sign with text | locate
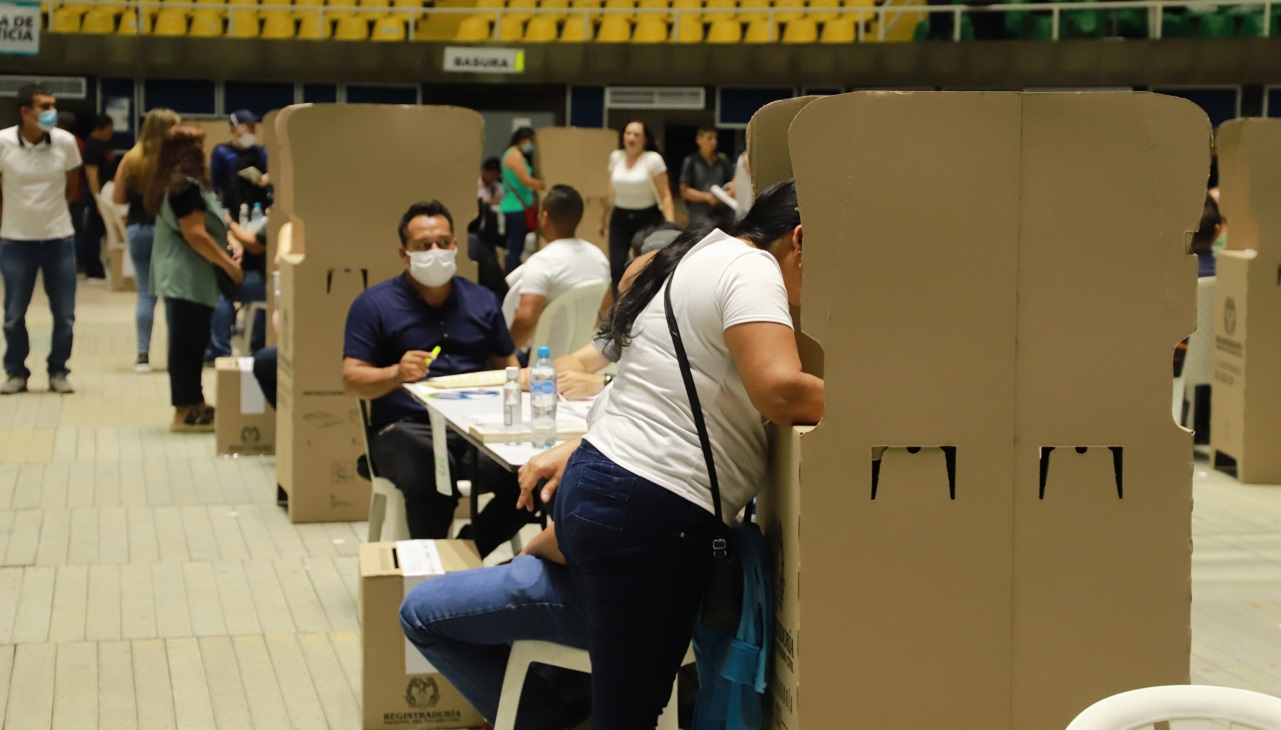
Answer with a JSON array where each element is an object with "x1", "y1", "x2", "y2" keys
[
  {"x1": 443, "y1": 47, "x2": 525, "y2": 74},
  {"x1": 0, "y1": 2, "x2": 38, "y2": 56}
]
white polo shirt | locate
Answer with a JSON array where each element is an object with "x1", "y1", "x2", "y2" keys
[{"x1": 0, "y1": 125, "x2": 82, "y2": 241}]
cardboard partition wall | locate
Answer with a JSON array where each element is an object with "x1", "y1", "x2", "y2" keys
[
  {"x1": 275, "y1": 104, "x2": 484, "y2": 522},
  {"x1": 360, "y1": 540, "x2": 485, "y2": 730},
  {"x1": 758, "y1": 91, "x2": 1205, "y2": 730},
  {"x1": 214, "y1": 357, "x2": 276, "y2": 457},
  {"x1": 1211, "y1": 118, "x2": 1281, "y2": 484},
  {"x1": 535, "y1": 127, "x2": 618, "y2": 256},
  {"x1": 262, "y1": 108, "x2": 282, "y2": 349}
]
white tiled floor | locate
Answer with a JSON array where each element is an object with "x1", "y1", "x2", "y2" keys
[{"x1": 0, "y1": 280, "x2": 1279, "y2": 728}]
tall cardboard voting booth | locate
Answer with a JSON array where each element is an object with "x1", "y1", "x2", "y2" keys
[
  {"x1": 1211, "y1": 118, "x2": 1281, "y2": 485},
  {"x1": 758, "y1": 91, "x2": 1205, "y2": 729},
  {"x1": 275, "y1": 104, "x2": 483, "y2": 523},
  {"x1": 535, "y1": 127, "x2": 617, "y2": 257}
]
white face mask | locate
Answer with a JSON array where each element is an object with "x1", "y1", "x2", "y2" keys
[
  {"x1": 236, "y1": 133, "x2": 257, "y2": 148},
  {"x1": 408, "y1": 249, "x2": 457, "y2": 287}
]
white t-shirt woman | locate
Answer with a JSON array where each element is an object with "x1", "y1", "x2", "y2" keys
[{"x1": 608, "y1": 149, "x2": 667, "y2": 211}]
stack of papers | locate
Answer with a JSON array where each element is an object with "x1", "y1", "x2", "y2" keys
[{"x1": 463, "y1": 413, "x2": 589, "y2": 443}]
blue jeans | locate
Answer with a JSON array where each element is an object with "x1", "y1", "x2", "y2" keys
[
  {"x1": 554, "y1": 441, "x2": 718, "y2": 729},
  {"x1": 400, "y1": 555, "x2": 591, "y2": 729},
  {"x1": 504, "y1": 211, "x2": 528, "y2": 275},
  {"x1": 207, "y1": 268, "x2": 266, "y2": 359},
  {"x1": 126, "y1": 223, "x2": 157, "y2": 357},
  {"x1": 1, "y1": 238, "x2": 77, "y2": 378}
]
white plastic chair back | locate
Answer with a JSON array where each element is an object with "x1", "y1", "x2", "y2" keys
[
  {"x1": 530, "y1": 280, "x2": 609, "y2": 359},
  {"x1": 1065, "y1": 684, "x2": 1281, "y2": 730},
  {"x1": 358, "y1": 400, "x2": 410, "y2": 543},
  {"x1": 96, "y1": 185, "x2": 128, "y2": 249}
]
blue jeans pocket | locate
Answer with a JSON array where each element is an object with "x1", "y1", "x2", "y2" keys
[{"x1": 563, "y1": 461, "x2": 633, "y2": 559}]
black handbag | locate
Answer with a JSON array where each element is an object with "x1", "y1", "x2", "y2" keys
[{"x1": 663, "y1": 272, "x2": 744, "y2": 630}]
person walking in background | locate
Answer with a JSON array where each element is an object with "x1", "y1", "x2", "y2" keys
[
  {"x1": 468, "y1": 156, "x2": 508, "y2": 299},
  {"x1": 113, "y1": 107, "x2": 181, "y2": 373},
  {"x1": 602, "y1": 120, "x2": 674, "y2": 294},
  {"x1": 0, "y1": 84, "x2": 83, "y2": 395},
  {"x1": 499, "y1": 127, "x2": 544, "y2": 276},
  {"x1": 145, "y1": 125, "x2": 242, "y2": 431},
  {"x1": 55, "y1": 111, "x2": 89, "y2": 277},
  {"x1": 678, "y1": 126, "x2": 736, "y2": 229},
  {"x1": 78, "y1": 114, "x2": 116, "y2": 280}
]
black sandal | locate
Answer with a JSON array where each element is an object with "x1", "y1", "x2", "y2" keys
[{"x1": 170, "y1": 405, "x2": 216, "y2": 433}]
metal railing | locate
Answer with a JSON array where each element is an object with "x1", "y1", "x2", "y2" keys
[{"x1": 44, "y1": 0, "x2": 1277, "y2": 43}]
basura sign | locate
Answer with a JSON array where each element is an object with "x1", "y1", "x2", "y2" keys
[
  {"x1": 443, "y1": 47, "x2": 525, "y2": 74},
  {"x1": 0, "y1": 2, "x2": 39, "y2": 55}
]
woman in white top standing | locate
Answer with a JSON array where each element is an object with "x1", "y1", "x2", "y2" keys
[
  {"x1": 602, "y1": 121, "x2": 675, "y2": 295},
  {"x1": 556, "y1": 179, "x2": 823, "y2": 728}
]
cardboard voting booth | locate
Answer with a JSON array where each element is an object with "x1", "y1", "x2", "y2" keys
[
  {"x1": 215, "y1": 357, "x2": 276, "y2": 456},
  {"x1": 275, "y1": 104, "x2": 484, "y2": 522},
  {"x1": 535, "y1": 127, "x2": 617, "y2": 257},
  {"x1": 757, "y1": 91, "x2": 1205, "y2": 729},
  {"x1": 1211, "y1": 118, "x2": 1281, "y2": 484},
  {"x1": 262, "y1": 108, "x2": 282, "y2": 349},
  {"x1": 360, "y1": 540, "x2": 485, "y2": 729}
]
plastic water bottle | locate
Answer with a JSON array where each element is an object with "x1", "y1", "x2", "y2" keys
[
  {"x1": 503, "y1": 366, "x2": 522, "y2": 429},
  {"x1": 529, "y1": 347, "x2": 557, "y2": 448},
  {"x1": 250, "y1": 203, "x2": 265, "y2": 229},
  {"x1": 238, "y1": 203, "x2": 249, "y2": 226}
]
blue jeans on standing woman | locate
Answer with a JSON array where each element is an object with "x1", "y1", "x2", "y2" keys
[
  {"x1": 504, "y1": 211, "x2": 529, "y2": 275},
  {"x1": 1, "y1": 238, "x2": 77, "y2": 378},
  {"x1": 554, "y1": 440, "x2": 718, "y2": 729},
  {"x1": 126, "y1": 223, "x2": 158, "y2": 358},
  {"x1": 400, "y1": 555, "x2": 592, "y2": 729},
  {"x1": 206, "y1": 269, "x2": 267, "y2": 360}
]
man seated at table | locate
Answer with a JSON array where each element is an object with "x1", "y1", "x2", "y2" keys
[
  {"x1": 507, "y1": 184, "x2": 610, "y2": 352},
  {"x1": 342, "y1": 200, "x2": 526, "y2": 556}
]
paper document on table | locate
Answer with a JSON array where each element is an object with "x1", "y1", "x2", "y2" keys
[
  {"x1": 422, "y1": 370, "x2": 509, "y2": 389},
  {"x1": 464, "y1": 413, "x2": 588, "y2": 443}
]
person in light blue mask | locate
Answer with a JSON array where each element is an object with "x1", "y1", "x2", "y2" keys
[
  {"x1": 499, "y1": 127, "x2": 545, "y2": 276},
  {"x1": 0, "y1": 84, "x2": 83, "y2": 396}
]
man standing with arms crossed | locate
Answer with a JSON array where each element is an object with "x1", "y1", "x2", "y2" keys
[{"x1": 0, "y1": 84, "x2": 83, "y2": 395}]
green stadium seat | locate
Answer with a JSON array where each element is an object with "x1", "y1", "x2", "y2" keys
[
  {"x1": 1238, "y1": 11, "x2": 1266, "y2": 37},
  {"x1": 1195, "y1": 10, "x2": 1232, "y2": 37},
  {"x1": 1114, "y1": 8, "x2": 1147, "y2": 37},
  {"x1": 1161, "y1": 11, "x2": 1193, "y2": 38},
  {"x1": 1064, "y1": 0, "x2": 1102, "y2": 39}
]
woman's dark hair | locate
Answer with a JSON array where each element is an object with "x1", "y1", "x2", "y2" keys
[
  {"x1": 597, "y1": 177, "x2": 800, "y2": 353},
  {"x1": 144, "y1": 124, "x2": 209, "y2": 217},
  {"x1": 509, "y1": 127, "x2": 536, "y2": 147},
  {"x1": 618, "y1": 120, "x2": 661, "y2": 154}
]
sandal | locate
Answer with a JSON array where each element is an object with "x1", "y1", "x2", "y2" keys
[{"x1": 170, "y1": 405, "x2": 216, "y2": 433}]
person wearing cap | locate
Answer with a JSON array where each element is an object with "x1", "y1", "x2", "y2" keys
[
  {"x1": 0, "y1": 84, "x2": 83, "y2": 396},
  {"x1": 206, "y1": 109, "x2": 270, "y2": 361}
]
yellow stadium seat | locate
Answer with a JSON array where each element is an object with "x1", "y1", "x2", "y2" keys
[
  {"x1": 820, "y1": 15, "x2": 854, "y2": 41},
  {"x1": 359, "y1": 0, "x2": 391, "y2": 14},
  {"x1": 473, "y1": 0, "x2": 503, "y2": 19},
  {"x1": 228, "y1": 11, "x2": 261, "y2": 35},
  {"x1": 524, "y1": 15, "x2": 558, "y2": 39},
  {"x1": 637, "y1": 0, "x2": 667, "y2": 17},
  {"x1": 673, "y1": 14, "x2": 701, "y2": 39},
  {"x1": 117, "y1": 11, "x2": 146, "y2": 33},
  {"x1": 50, "y1": 8, "x2": 82, "y2": 32},
  {"x1": 671, "y1": 0, "x2": 700, "y2": 21},
  {"x1": 196, "y1": 0, "x2": 227, "y2": 6},
  {"x1": 704, "y1": 0, "x2": 735, "y2": 21},
  {"x1": 782, "y1": 16, "x2": 815, "y2": 40},
  {"x1": 372, "y1": 15, "x2": 406, "y2": 38},
  {"x1": 333, "y1": 15, "x2": 369, "y2": 37},
  {"x1": 151, "y1": 9, "x2": 188, "y2": 34},
  {"x1": 506, "y1": 0, "x2": 537, "y2": 20},
  {"x1": 807, "y1": 0, "x2": 838, "y2": 21},
  {"x1": 228, "y1": 0, "x2": 258, "y2": 7},
  {"x1": 189, "y1": 8, "x2": 225, "y2": 34},
  {"x1": 80, "y1": 8, "x2": 116, "y2": 32},
  {"x1": 559, "y1": 13, "x2": 591, "y2": 39},
  {"x1": 569, "y1": 0, "x2": 602, "y2": 20},
  {"x1": 743, "y1": 16, "x2": 773, "y2": 39},
  {"x1": 632, "y1": 14, "x2": 666, "y2": 40},
  {"x1": 261, "y1": 10, "x2": 296, "y2": 36},
  {"x1": 596, "y1": 13, "x2": 630, "y2": 39},
  {"x1": 296, "y1": 12, "x2": 331, "y2": 36},
  {"x1": 603, "y1": 0, "x2": 634, "y2": 10},
  {"x1": 772, "y1": 0, "x2": 803, "y2": 21},
  {"x1": 454, "y1": 14, "x2": 491, "y2": 38},
  {"x1": 705, "y1": 16, "x2": 739, "y2": 40},
  {"x1": 539, "y1": 0, "x2": 569, "y2": 17},
  {"x1": 325, "y1": 0, "x2": 358, "y2": 17},
  {"x1": 494, "y1": 14, "x2": 524, "y2": 38},
  {"x1": 393, "y1": 0, "x2": 423, "y2": 8},
  {"x1": 844, "y1": 0, "x2": 873, "y2": 7}
]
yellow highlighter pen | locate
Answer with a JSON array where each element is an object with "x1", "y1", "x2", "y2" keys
[{"x1": 424, "y1": 346, "x2": 442, "y2": 367}]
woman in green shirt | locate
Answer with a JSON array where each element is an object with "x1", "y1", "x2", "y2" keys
[
  {"x1": 498, "y1": 126, "x2": 545, "y2": 275},
  {"x1": 144, "y1": 125, "x2": 243, "y2": 432}
]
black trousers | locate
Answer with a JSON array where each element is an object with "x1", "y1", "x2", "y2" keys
[
  {"x1": 77, "y1": 206, "x2": 106, "y2": 278},
  {"x1": 608, "y1": 206, "x2": 664, "y2": 294},
  {"x1": 165, "y1": 298, "x2": 213, "y2": 407},
  {"x1": 369, "y1": 419, "x2": 528, "y2": 557}
]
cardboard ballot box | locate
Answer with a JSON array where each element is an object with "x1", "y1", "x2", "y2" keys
[
  {"x1": 1211, "y1": 118, "x2": 1281, "y2": 484},
  {"x1": 360, "y1": 540, "x2": 484, "y2": 730},
  {"x1": 215, "y1": 357, "x2": 275, "y2": 456},
  {"x1": 757, "y1": 91, "x2": 1205, "y2": 730}
]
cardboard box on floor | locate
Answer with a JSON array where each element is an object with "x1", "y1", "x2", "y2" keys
[
  {"x1": 757, "y1": 91, "x2": 1205, "y2": 729},
  {"x1": 215, "y1": 357, "x2": 275, "y2": 456},
  {"x1": 360, "y1": 540, "x2": 485, "y2": 730},
  {"x1": 1210, "y1": 118, "x2": 1281, "y2": 484},
  {"x1": 275, "y1": 104, "x2": 484, "y2": 522},
  {"x1": 535, "y1": 127, "x2": 617, "y2": 256}
]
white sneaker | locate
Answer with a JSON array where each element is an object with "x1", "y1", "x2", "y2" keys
[
  {"x1": 49, "y1": 374, "x2": 74, "y2": 394},
  {"x1": 0, "y1": 374, "x2": 27, "y2": 395},
  {"x1": 134, "y1": 354, "x2": 151, "y2": 373}
]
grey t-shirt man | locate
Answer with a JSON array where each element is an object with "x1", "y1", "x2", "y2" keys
[{"x1": 679, "y1": 151, "x2": 735, "y2": 225}]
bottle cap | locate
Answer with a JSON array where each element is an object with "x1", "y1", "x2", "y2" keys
[
  {"x1": 537, "y1": 346, "x2": 551, "y2": 358},
  {"x1": 506, "y1": 366, "x2": 519, "y2": 379}
]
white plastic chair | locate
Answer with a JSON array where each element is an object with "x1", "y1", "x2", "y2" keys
[
  {"x1": 232, "y1": 301, "x2": 268, "y2": 357},
  {"x1": 529, "y1": 280, "x2": 610, "y2": 359},
  {"x1": 1177, "y1": 276, "x2": 1216, "y2": 433},
  {"x1": 494, "y1": 640, "x2": 692, "y2": 730},
  {"x1": 359, "y1": 400, "x2": 411, "y2": 543},
  {"x1": 1065, "y1": 684, "x2": 1281, "y2": 729},
  {"x1": 96, "y1": 184, "x2": 129, "y2": 249}
]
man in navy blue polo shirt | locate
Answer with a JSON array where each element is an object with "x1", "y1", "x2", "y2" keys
[{"x1": 342, "y1": 200, "x2": 524, "y2": 555}]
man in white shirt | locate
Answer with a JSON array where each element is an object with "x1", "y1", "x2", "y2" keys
[
  {"x1": 0, "y1": 84, "x2": 82, "y2": 395},
  {"x1": 508, "y1": 185, "x2": 610, "y2": 351}
]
